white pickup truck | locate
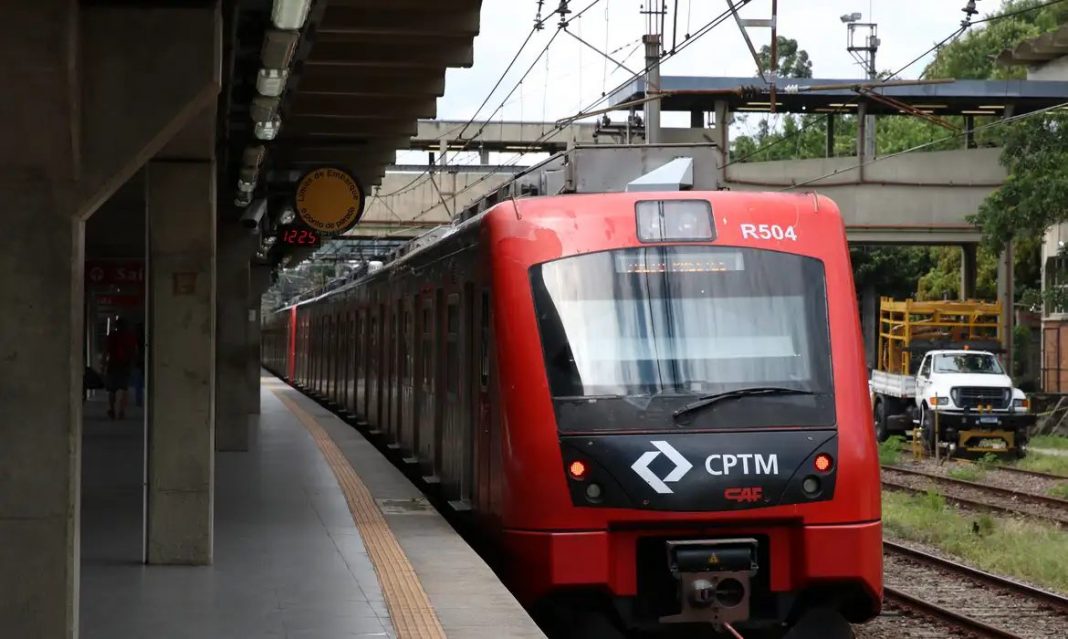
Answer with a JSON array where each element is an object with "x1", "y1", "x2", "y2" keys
[{"x1": 870, "y1": 349, "x2": 1033, "y2": 456}]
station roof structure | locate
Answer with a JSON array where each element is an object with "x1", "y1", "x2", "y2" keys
[
  {"x1": 222, "y1": 0, "x2": 481, "y2": 195},
  {"x1": 606, "y1": 75, "x2": 1068, "y2": 117}
]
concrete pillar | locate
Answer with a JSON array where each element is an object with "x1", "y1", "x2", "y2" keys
[
  {"x1": 999, "y1": 244, "x2": 1015, "y2": 375},
  {"x1": 857, "y1": 102, "x2": 870, "y2": 162},
  {"x1": 826, "y1": 114, "x2": 835, "y2": 158},
  {"x1": 714, "y1": 100, "x2": 730, "y2": 174},
  {"x1": 146, "y1": 161, "x2": 215, "y2": 564},
  {"x1": 216, "y1": 223, "x2": 251, "y2": 450},
  {"x1": 248, "y1": 265, "x2": 272, "y2": 413},
  {"x1": 861, "y1": 283, "x2": 879, "y2": 371},
  {"x1": 0, "y1": 173, "x2": 83, "y2": 639},
  {"x1": 479, "y1": 148, "x2": 490, "y2": 164},
  {"x1": 961, "y1": 244, "x2": 978, "y2": 300}
]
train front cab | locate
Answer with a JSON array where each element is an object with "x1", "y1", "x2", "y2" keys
[{"x1": 489, "y1": 193, "x2": 882, "y2": 637}]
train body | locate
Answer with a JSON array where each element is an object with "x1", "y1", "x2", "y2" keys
[{"x1": 263, "y1": 191, "x2": 882, "y2": 637}]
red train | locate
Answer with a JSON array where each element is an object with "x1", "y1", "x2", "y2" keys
[{"x1": 262, "y1": 191, "x2": 882, "y2": 638}]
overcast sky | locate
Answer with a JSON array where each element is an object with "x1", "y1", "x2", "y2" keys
[{"x1": 397, "y1": 0, "x2": 992, "y2": 164}]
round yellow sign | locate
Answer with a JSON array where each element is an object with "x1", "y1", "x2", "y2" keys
[{"x1": 294, "y1": 168, "x2": 365, "y2": 234}]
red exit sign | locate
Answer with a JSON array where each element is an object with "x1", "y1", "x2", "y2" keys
[{"x1": 86, "y1": 261, "x2": 144, "y2": 287}]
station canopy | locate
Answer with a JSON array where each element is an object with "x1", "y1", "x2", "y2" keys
[{"x1": 606, "y1": 75, "x2": 1068, "y2": 117}]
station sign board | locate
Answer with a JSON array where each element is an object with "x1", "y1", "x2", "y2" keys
[{"x1": 294, "y1": 167, "x2": 365, "y2": 234}]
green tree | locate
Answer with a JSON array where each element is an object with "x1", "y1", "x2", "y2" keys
[
  {"x1": 757, "y1": 36, "x2": 813, "y2": 78},
  {"x1": 971, "y1": 111, "x2": 1068, "y2": 252}
]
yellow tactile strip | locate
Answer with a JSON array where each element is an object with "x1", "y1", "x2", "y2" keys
[{"x1": 272, "y1": 389, "x2": 447, "y2": 639}]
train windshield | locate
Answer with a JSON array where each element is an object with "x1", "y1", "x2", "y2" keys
[{"x1": 530, "y1": 245, "x2": 835, "y2": 431}]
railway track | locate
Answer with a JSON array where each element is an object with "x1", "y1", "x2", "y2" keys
[
  {"x1": 992, "y1": 463, "x2": 1068, "y2": 481},
  {"x1": 882, "y1": 466, "x2": 1068, "y2": 526},
  {"x1": 881, "y1": 541, "x2": 1068, "y2": 639}
]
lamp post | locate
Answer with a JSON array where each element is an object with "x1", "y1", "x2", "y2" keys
[{"x1": 842, "y1": 13, "x2": 879, "y2": 160}]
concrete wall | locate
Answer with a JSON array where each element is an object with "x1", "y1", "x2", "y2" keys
[
  {"x1": 361, "y1": 147, "x2": 1005, "y2": 244},
  {"x1": 726, "y1": 148, "x2": 1005, "y2": 243}
]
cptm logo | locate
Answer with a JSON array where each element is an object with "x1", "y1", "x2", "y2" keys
[{"x1": 631, "y1": 441, "x2": 693, "y2": 494}]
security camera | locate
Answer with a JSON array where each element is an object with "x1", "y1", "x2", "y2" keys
[
  {"x1": 240, "y1": 198, "x2": 268, "y2": 230},
  {"x1": 840, "y1": 12, "x2": 862, "y2": 23}
]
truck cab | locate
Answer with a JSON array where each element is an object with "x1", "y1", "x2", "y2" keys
[{"x1": 913, "y1": 350, "x2": 1031, "y2": 454}]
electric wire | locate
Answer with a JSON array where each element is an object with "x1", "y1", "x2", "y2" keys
[
  {"x1": 378, "y1": 0, "x2": 604, "y2": 199},
  {"x1": 387, "y1": 2, "x2": 751, "y2": 230}
]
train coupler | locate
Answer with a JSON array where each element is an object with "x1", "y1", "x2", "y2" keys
[{"x1": 660, "y1": 538, "x2": 759, "y2": 627}]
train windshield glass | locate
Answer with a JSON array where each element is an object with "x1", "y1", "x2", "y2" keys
[{"x1": 530, "y1": 246, "x2": 835, "y2": 431}]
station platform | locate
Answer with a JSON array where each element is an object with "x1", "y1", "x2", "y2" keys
[{"x1": 79, "y1": 375, "x2": 544, "y2": 639}]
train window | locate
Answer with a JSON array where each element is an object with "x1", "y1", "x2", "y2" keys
[
  {"x1": 530, "y1": 245, "x2": 834, "y2": 431},
  {"x1": 480, "y1": 291, "x2": 490, "y2": 389}
]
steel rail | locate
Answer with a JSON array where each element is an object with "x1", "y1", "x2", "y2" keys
[
  {"x1": 884, "y1": 540, "x2": 1068, "y2": 612},
  {"x1": 884, "y1": 588, "x2": 1025, "y2": 639},
  {"x1": 885, "y1": 464, "x2": 1068, "y2": 509},
  {"x1": 880, "y1": 479, "x2": 1068, "y2": 527}
]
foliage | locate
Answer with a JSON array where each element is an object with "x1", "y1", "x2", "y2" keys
[
  {"x1": 1030, "y1": 434, "x2": 1068, "y2": 450},
  {"x1": 878, "y1": 436, "x2": 905, "y2": 466},
  {"x1": 756, "y1": 36, "x2": 812, "y2": 79},
  {"x1": 731, "y1": 2, "x2": 1067, "y2": 302},
  {"x1": 971, "y1": 111, "x2": 1068, "y2": 253},
  {"x1": 925, "y1": 0, "x2": 1068, "y2": 81},
  {"x1": 947, "y1": 465, "x2": 985, "y2": 482},
  {"x1": 1014, "y1": 451, "x2": 1068, "y2": 476},
  {"x1": 882, "y1": 489, "x2": 1068, "y2": 592}
]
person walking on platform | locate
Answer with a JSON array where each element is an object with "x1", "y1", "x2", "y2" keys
[{"x1": 105, "y1": 317, "x2": 138, "y2": 420}]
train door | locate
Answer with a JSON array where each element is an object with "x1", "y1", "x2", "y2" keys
[
  {"x1": 338, "y1": 309, "x2": 348, "y2": 410},
  {"x1": 401, "y1": 301, "x2": 416, "y2": 457},
  {"x1": 475, "y1": 289, "x2": 492, "y2": 511},
  {"x1": 390, "y1": 305, "x2": 401, "y2": 450},
  {"x1": 417, "y1": 295, "x2": 436, "y2": 476},
  {"x1": 311, "y1": 312, "x2": 320, "y2": 393},
  {"x1": 322, "y1": 314, "x2": 331, "y2": 401},
  {"x1": 383, "y1": 303, "x2": 396, "y2": 443},
  {"x1": 367, "y1": 304, "x2": 380, "y2": 428},
  {"x1": 332, "y1": 309, "x2": 342, "y2": 404},
  {"x1": 442, "y1": 293, "x2": 463, "y2": 503},
  {"x1": 343, "y1": 309, "x2": 354, "y2": 415},
  {"x1": 355, "y1": 307, "x2": 366, "y2": 420}
]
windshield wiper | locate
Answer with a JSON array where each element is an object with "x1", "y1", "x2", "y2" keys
[{"x1": 672, "y1": 387, "x2": 817, "y2": 424}]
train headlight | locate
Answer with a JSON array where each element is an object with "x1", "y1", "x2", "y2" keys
[
  {"x1": 814, "y1": 453, "x2": 834, "y2": 473},
  {"x1": 801, "y1": 476, "x2": 822, "y2": 497},
  {"x1": 584, "y1": 483, "x2": 603, "y2": 503},
  {"x1": 568, "y1": 460, "x2": 588, "y2": 480}
]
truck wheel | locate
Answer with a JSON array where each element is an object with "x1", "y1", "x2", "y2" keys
[
  {"x1": 874, "y1": 400, "x2": 889, "y2": 442},
  {"x1": 921, "y1": 408, "x2": 936, "y2": 454}
]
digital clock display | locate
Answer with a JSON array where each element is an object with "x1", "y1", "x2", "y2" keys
[{"x1": 278, "y1": 225, "x2": 321, "y2": 247}]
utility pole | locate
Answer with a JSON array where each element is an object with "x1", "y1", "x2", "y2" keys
[
  {"x1": 640, "y1": 3, "x2": 666, "y2": 144},
  {"x1": 842, "y1": 13, "x2": 879, "y2": 158}
]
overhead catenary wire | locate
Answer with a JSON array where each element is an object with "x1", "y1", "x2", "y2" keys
[
  {"x1": 378, "y1": 0, "x2": 604, "y2": 199},
  {"x1": 387, "y1": 2, "x2": 753, "y2": 232}
]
